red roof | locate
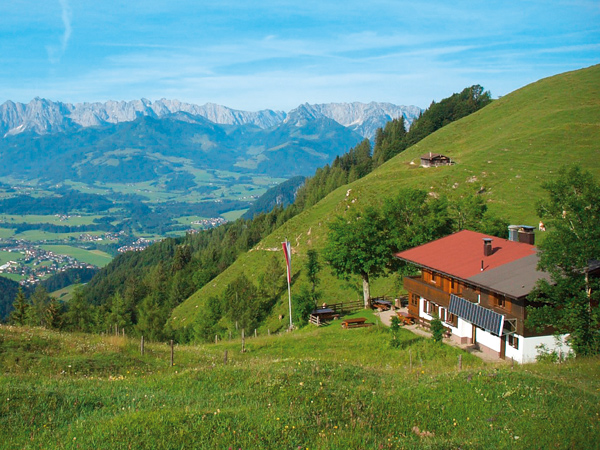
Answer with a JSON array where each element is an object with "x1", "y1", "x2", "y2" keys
[{"x1": 395, "y1": 230, "x2": 537, "y2": 279}]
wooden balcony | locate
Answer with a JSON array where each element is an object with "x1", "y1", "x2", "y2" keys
[{"x1": 403, "y1": 276, "x2": 450, "y2": 306}]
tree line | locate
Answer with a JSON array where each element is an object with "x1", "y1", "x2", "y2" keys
[{"x1": 2, "y1": 84, "x2": 494, "y2": 341}]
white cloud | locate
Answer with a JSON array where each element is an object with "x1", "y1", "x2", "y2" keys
[{"x1": 46, "y1": 0, "x2": 72, "y2": 64}]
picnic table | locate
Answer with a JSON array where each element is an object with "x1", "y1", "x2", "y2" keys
[
  {"x1": 397, "y1": 311, "x2": 417, "y2": 326},
  {"x1": 372, "y1": 298, "x2": 392, "y2": 311},
  {"x1": 311, "y1": 308, "x2": 340, "y2": 321},
  {"x1": 341, "y1": 317, "x2": 372, "y2": 329}
]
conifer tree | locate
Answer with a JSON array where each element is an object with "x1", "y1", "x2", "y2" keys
[
  {"x1": 9, "y1": 288, "x2": 28, "y2": 326},
  {"x1": 64, "y1": 286, "x2": 93, "y2": 332},
  {"x1": 25, "y1": 286, "x2": 50, "y2": 327}
]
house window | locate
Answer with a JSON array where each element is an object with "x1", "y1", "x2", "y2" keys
[
  {"x1": 439, "y1": 307, "x2": 446, "y2": 322},
  {"x1": 446, "y1": 313, "x2": 458, "y2": 327},
  {"x1": 508, "y1": 335, "x2": 519, "y2": 349},
  {"x1": 496, "y1": 296, "x2": 506, "y2": 308}
]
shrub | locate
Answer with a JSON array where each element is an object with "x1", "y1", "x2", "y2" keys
[{"x1": 430, "y1": 314, "x2": 444, "y2": 343}]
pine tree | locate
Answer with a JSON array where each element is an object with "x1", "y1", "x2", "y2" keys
[
  {"x1": 9, "y1": 288, "x2": 28, "y2": 326},
  {"x1": 25, "y1": 286, "x2": 50, "y2": 327},
  {"x1": 46, "y1": 297, "x2": 64, "y2": 330},
  {"x1": 64, "y1": 286, "x2": 92, "y2": 332}
]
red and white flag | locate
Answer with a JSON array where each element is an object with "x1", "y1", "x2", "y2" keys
[{"x1": 282, "y1": 240, "x2": 291, "y2": 285}]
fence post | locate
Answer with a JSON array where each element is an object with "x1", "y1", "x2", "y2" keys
[
  {"x1": 254, "y1": 329, "x2": 257, "y2": 338},
  {"x1": 215, "y1": 334, "x2": 218, "y2": 344},
  {"x1": 241, "y1": 329, "x2": 246, "y2": 353},
  {"x1": 140, "y1": 335, "x2": 144, "y2": 356},
  {"x1": 114, "y1": 324, "x2": 118, "y2": 336},
  {"x1": 458, "y1": 354, "x2": 462, "y2": 371},
  {"x1": 170, "y1": 339, "x2": 174, "y2": 367}
]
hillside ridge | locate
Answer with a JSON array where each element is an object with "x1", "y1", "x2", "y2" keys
[{"x1": 171, "y1": 64, "x2": 600, "y2": 331}]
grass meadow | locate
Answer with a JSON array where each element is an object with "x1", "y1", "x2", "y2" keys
[
  {"x1": 1, "y1": 312, "x2": 598, "y2": 449},
  {"x1": 40, "y1": 245, "x2": 112, "y2": 268}
]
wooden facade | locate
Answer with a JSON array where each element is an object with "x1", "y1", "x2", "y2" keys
[
  {"x1": 420, "y1": 153, "x2": 452, "y2": 168},
  {"x1": 404, "y1": 270, "x2": 528, "y2": 336},
  {"x1": 395, "y1": 230, "x2": 569, "y2": 363}
]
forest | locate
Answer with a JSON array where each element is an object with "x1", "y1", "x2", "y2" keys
[{"x1": 2, "y1": 85, "x2": 495, "y2": 341}]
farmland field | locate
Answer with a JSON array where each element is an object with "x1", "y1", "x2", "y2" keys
[
  {"x1": 0, "y1": 214, "x2": 101, "y2": 226},
  {"x1": 0, "y1": 250, "x2": 19, "y2": 265},
  {"x1": 40, "y1": 245, "x2": 113, "y2": 267}
]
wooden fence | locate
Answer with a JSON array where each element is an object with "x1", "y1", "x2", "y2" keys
[
  {"x1": 325, "y1": 299, "x2": 364, "y2": 314},
  {"x1": 309, "y1": 300, "x2": 364, "y2": 326}
]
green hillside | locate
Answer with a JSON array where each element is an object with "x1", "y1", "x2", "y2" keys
[{"x1": 172, "y1": 64, "x2": 600, "y2": 332}]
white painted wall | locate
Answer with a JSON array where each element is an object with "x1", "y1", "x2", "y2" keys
[
  {"x1": 475, "y1": 328, "x2": 501, "y2": 352},
  {"x1": 521, "y1": 334, "x2": 571, "y2": 363},
  {"x1": 505, "y1": 336, "x2": 521, "y2": 362},
  {"x1": 415, "y1": 297, "x2": 572, "y2": 364},
  {"x1": 456, "y1": 318, "x2": 473, "y2": 339},
  {"x1": 419, "y1": 297, "x2": 432, "y2": 321}
]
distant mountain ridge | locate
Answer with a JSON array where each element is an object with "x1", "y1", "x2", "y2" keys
[{"x1": 0, "y1": 98, "x2": 421, "y2": 139}]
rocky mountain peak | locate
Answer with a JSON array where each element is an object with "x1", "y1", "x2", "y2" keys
[{"x1": 0, "y1": 98, "x2": 421, "y2": 140}]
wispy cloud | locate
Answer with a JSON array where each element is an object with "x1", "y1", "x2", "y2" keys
[{"x1": 46, "y1": 0, "x2": 72, "y2": 64}]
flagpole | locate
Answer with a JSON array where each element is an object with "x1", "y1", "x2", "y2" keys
[
  {"x1": 287, "y1": 265, "x2": 292, "y2": 330},
  {"x1": 282, "y1": 239, "x2": 293, "y2": 330}
]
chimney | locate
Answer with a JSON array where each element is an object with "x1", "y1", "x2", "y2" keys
[
  {"x1": 483, "y1": 238, "x2": 493, "y2": 256},
  {"x1": 518, "y1": 226, "x2": 535, "y2": 245},
  {"x1": 508, "y1": 225, "x2": 520, "y2": 242}
]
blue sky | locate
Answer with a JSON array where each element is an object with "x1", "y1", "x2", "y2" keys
[{"x1": 1, "y1": 1, "x2": 598, "y2": 111}]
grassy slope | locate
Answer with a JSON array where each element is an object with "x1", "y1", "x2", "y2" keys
[
  {"x1": 1, "y1": 320, "x2": 599, "y2": 449},
  {"x1": 172, "y1": 65, "x2": 600, "y2": 332}
]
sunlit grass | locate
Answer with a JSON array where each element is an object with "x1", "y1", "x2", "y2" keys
[{"x1": 1, "y1": 322, "x2": 598, "y2": 449}]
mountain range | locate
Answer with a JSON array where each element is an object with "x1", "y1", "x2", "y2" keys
[
  {"x1": 0, "y1": 99, "x2": 421, "y2": 182},
  {"x1": 0, "y1": 98, "x2": 421, "y2": 140}
]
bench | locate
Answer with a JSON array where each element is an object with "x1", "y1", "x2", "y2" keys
[
  {"x1": 372, "y1": 299, "x2": 392, "y2": 311},
  {"x1": 397, "y1": 311, "x2": 417, "y2": 326},
  {"x1": 341, "y1": 317, "x2": 373, "y2": 329}
]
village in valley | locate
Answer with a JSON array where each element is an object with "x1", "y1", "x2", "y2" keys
[{"x1": 0, "y1": 239, "x2": 98, "y2": 286}]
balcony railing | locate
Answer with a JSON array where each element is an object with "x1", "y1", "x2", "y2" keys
[{"x1": 403, "y1": 276, "x2": 451, "y2": 306}]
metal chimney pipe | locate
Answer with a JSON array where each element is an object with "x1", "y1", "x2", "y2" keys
[{"x1": 483, "y1": 238, "x2": 493, "y2": 256}]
